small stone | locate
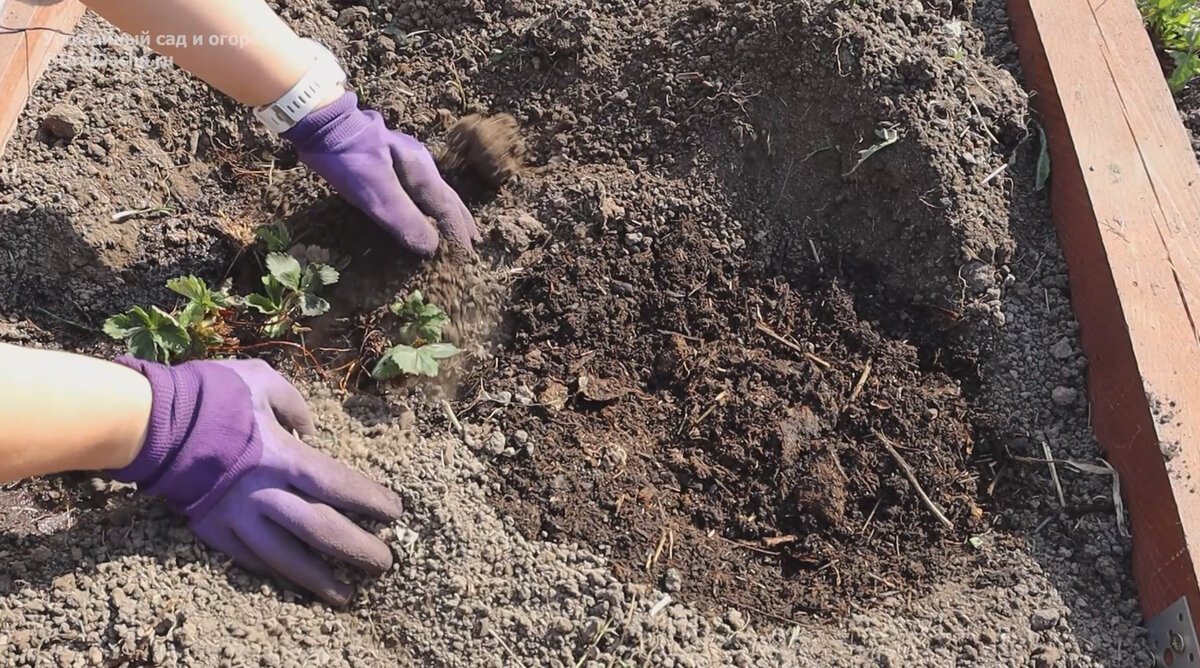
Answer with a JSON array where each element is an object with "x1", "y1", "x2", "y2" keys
[
  {"x1": 1049, "y1": 338, "x2": 1074, "y2": 360},
  {"x1": 484, "y1": 431, "x2": 506, "y2": 455},
  {"x1": 42, "y1": 104, "x2": 86, "y2": 139},
  {"x1": 1030, "y1": 608, "x2": 1060, "y2": 631},
  {"x1": 726, "y1": 609, "x2": 745, "y2": 629},
  {"x1": 663, "y1": 568, "x2": 682, "y2": 593},
  {"x1": 335, "y1": 6, "x2": 369, "y2": 26},
  {"x1": 1051, "y1": 386, "x2": 1078, "y2": 407},
  {"x1": 1031, "y1": 644, "x2": 1062, "y2": 668},
  {"x1": 963, "y1": 261, "x2": 994, "y2": 293}
]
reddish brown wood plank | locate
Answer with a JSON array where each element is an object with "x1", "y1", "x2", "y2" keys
[
  {"x1": 1008, "y1": 0, "x2": 1200, "y2": 629},
  {"x1": 0, "y1": 0, "x2": 85, "y2": 158}
]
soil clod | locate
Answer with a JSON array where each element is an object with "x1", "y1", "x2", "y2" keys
[{"x1": 437, "y1": 114, "x2": 526, "y2": 203}]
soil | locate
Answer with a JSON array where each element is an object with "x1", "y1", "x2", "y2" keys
[{"x1": 0, "y1": 0, "x2": 1152, "y2": 665}]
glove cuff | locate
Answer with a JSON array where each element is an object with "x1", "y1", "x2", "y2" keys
[
  {"x1": 107, "y1": 358, "x2": 263, "y2": 519},
  {"x1": 281, "y1": 90, "x2": 373, "y2": 149}
]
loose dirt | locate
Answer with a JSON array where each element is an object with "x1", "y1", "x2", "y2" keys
[{"x1": 0, "y1": 0, "x2": 1151, "y2": 665}]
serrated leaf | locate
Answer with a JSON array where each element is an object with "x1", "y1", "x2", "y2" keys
[
  {"x1": 372, "y1": 344, "x2": 419, "y2": 379},
  {"x1": 245, "y1": 293, "x2": 281, "y2": 315},
  {"x1": 314, "y1": 263, "x2": 340, "y2": 286},
  {"x1": 166, "y1": 276, "x2": 209, "y2": 302},
  {"x1": 146, "y1": 307, "x2": 189, "y2": 349},
  {"x1": 178, "y1": 301, "x2": 205, "y2": 328},
  {"x1": 152, "y1": 326, "x2": 191, "y2": 353},
  {"x1": 126, "y1": 306, "x2": 157, "y2": 327},
  {"x1": 299, "y1": 293, "x2": 331, "y2": 317},
  {"x1": 423, "y1": 342, "x2": 461, "y2": 359},
  {"x1": 423, "y1": 312, "x2": 451, "y2": 341},
  {"x1": 266, "y1": 253, "x2": 303, "y2": 290},
  {"x1": 103, "y1": 313, "x2": 137, "y2": 339},
  {"x1": 126, "y1": 328, "x2": 164, "y2": 362},
  {"x1": 372, "y1": 343, "x2": 444, "y2": 379},
  {"x1": 262, "y1": 318, "x2": 291, "y2": 339},
  {"x1": 254, "y1": 224, "x2": 291, "y2": 252}
]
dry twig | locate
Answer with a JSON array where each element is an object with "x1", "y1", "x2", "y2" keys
[
  {"x1": 873, "y1": 430, "x2": 954, "y2": 531},
  {"x1": 754, "y1": 321, "x2": 831, "y2": 369},
  {"x1": 848, "y1": 359, "x2": 873, "y2": 405},
  {"x1": 1041, "y1": 440, "x2": 1066, "y2": 507},
  {"x1": 762, "y1": 535, "x2": 798, "y2": 548}
]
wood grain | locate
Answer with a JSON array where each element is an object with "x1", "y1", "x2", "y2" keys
[
  {"x1": 0, "y1": 0, "x2": 86, "y2": 158},
  {"x1": 1008, "y1": 0, "x2": 1200, "y2": 628}
]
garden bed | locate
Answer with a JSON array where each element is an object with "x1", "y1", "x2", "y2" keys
[{"x1": 0, "y1": 0, "x2": 1152, "y2": 665}]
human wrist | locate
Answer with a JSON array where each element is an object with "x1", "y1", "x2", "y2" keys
[
  {"x1": 106, "y1": 359, "x2": 263, "y2": 517},
  {"x1": 254, "y1": 39, "x2": 347, "y2": 134}
]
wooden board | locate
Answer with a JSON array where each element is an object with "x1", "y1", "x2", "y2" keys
[
  {"x1": 0, "y1": 0, "x2": 86, "y2": 158},
  {"x1": 1008, "y1": 0, "x2": 1200, "y2": 636}
]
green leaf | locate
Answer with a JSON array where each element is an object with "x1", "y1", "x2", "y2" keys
[
  {"x1": 299, "y1": 293, "x2": 331, "y2": 317},
  {"x1": 152, "y1": 325, "x2": 191, "y2": 354},
  {"x1": 127, "y1": 328, "x2": 164, "y2": 362},
  {"x1": 262, "y1": 318, "x2": 291, "y2": 339},
  {"x1": 423, "y1": 342, "x2": 461, "y2": 359},
  {"x1": 178, "y1": 301, "x2": 205, "y2": 328},
  {"x1": 166, "y1": 275, "x2": 209, "y2": 302},
  {"x1": 1035, "y1": 123, "x2": 1051, "y2": 191},
  {"x1": 254, "y1": 224, "x2": 291, "y2": 252},
  {"x1": 145, "y1": 306, "x2": 189, "y2": 350},
  {"x1": 107, "y1": 305, "x2": 190, "y2": 363},
  {"x1": 968, "y1": 535, "x2": 984, "y2": 550},
  {"x1": 103, "y1": 313, "x2": 137, "y2": 339},
  {"x1": 1169, "y1": 50, "x2": 1200, "y2": 92},
  {"x1": 266, "y1": 253, "x2": 303, "y2": 290},
  {"x1": 372, "y1": 344, "x2": 444, "y2": 379},
  {"x1": 417, "y1": 312, "x2": 450, "y2": 343},
  {"x1": 314, "y1": 263, "x2": 340, "y2": 286},
  {"x1": 245, "y1": 293, "x2": 282, "y2": 315}
]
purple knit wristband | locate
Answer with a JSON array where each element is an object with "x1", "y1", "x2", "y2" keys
[{"x1": 107, "y1": 358, "x2": 263, "y2": 519}]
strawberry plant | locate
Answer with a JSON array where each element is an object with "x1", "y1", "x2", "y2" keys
[
  {"x1": 104, "y1": 276, "x2": 234, "y2": 363},
  {"x1": 390, "y1": 290, "x2": 451, "y2": 343},
  {"x1": 104, "y1": 306, "x2": 190, "y2": 363},
  {"x1": 372, "y1": 291, "x2": 462, "y2": 379},
  {"x1": 245, "y1": 252, "x2": 340, "y2": 339}
]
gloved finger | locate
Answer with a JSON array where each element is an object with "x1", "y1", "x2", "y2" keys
[
  {"x1": 258, "y1": 369, "x2": 317, "y2": 438},
  {"x1": 390, "y1": 133, "x2": 478, "y2": 249},
  {"x1": 279, "y1": 431, "x2": 405, "y2": 521},
  {"x1": 257, "y1": 488, "x2": 394, "y2": 576},
  {"x1": 237, "y1": 516, "x2": 354, "y2": 606},
  {"x1": 362, "y1": 186, "x2": 441, "y2": 256},
  {"x1": 199, "y1": 526, "x2": 271, "y2": 575}
]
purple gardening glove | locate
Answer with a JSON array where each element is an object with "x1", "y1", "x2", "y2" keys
[
  {"x1": 108, "y1": 357, "x2": 404, "y2": 606},
  {"x1": 283, "y1": 90, "x2": 477, "y2": 255}
]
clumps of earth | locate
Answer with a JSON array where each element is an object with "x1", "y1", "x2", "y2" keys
[{"x1": 436, "y1": 113, "x2": 527, "y2": 203}]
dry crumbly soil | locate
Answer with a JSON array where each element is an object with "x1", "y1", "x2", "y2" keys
[{"x1": 0, "y1": 0, "x2": 1152, "y2": 666}]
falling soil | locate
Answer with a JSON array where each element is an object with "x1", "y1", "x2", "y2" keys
[{"x1": 436, "y1": 113, "x2": 527, "y2": 203}]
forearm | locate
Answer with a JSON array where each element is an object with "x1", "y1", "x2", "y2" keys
[
  {"x1": 0, "y1": 344, "x2": 150, "y2": 483},
  {"x1": 81, "y1": 0, "x2": 333, "y2": 107}
]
